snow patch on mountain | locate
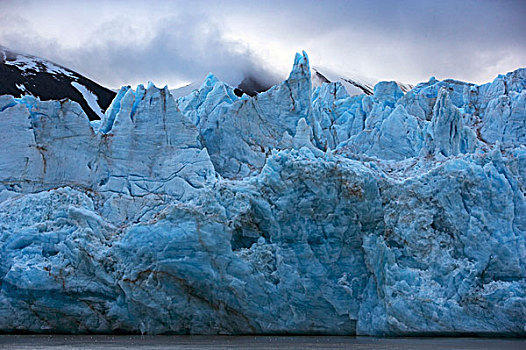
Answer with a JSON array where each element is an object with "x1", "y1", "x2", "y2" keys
[
  {"x1": 4, "y1": 53, "x2": 39, "y2": 72},
  {"x1": 71, "y1": 82, "x2": 104, "y2": 119},
  {"x1": 4, "y1": 50, "x2": 75, "y2": 78},
  {"x1": 14, "y1": 83, "x2": 28, "y2": 94}
]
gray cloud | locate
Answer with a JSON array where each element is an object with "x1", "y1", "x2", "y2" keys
[
  {"x1": 216, "y1": 0, "x2": 526, "y2": 83},
  {"x1": 69, "y1": 14, "x2": 280, "y2": 88},
  {"x1": 0, "y1": 6, "x2": 280, "y2": 88},
  {"x1": 0, "y1": 0, "x2": 525, "y2": 87}
]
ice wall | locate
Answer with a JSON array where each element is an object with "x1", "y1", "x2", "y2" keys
[{"x1": 0, "y1": 53, "x2": 525, "y2": 336}]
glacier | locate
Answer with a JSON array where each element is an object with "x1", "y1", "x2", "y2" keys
[{"x1": 0, "y1": 51, "x2": 525, "y2": 336}]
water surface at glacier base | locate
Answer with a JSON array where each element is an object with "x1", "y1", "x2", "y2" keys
[{"x1": 1, "y1": 335, "x2": 525, "y2": 350}]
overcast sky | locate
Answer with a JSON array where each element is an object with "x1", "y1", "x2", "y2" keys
[{"x1": 1, "y1": 0, "x2": 525, "y2": 89}]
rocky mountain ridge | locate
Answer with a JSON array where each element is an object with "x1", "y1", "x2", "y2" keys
[{"x1": 0, "y1": 46, "x2": 115, "y2": 121}]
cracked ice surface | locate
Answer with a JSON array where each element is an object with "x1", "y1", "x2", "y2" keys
[{"x1": 0, "y1": 52, "x2": 525, "y2": 335}]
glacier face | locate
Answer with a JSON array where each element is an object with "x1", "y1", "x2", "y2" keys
[{"x1": 0, "y1": 51, "x2": 525, "y2": 336}]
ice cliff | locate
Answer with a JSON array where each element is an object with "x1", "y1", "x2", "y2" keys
[{"x1": 1, "y1": 52, "x2": 525, "y2": 336}]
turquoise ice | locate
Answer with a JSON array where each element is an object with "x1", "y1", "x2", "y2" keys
[{"x1": 0, "y1": 52, "x2": 525, "y2": 335}]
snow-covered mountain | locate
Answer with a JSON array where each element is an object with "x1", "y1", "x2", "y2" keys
[
  {"x1": 0, "y1": 46, "x2": 115, "y2": 121},
  {"x1": 1, "y1": 50, "x2": 525, "y2": 336},
  {"x1": 312, "y1": 67, "x2": 413, "y2": 95}
]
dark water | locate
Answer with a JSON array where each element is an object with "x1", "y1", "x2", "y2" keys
[{"x1": 1, "y1": 335, "x2": 525, "y2": 350}]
